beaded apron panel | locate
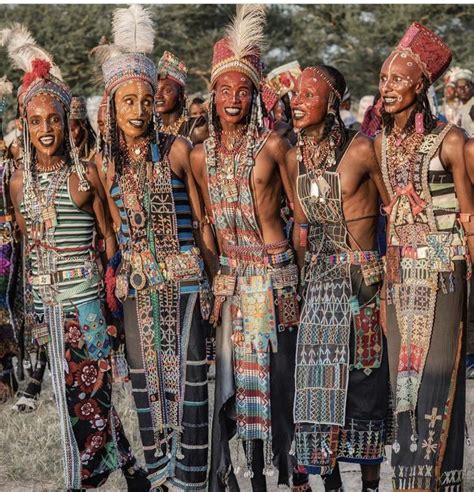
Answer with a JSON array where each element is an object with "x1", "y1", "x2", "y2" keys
[
  {"x1": 381, "y1": 125, "x2": 453, "y2": 417},
  {"x1": 295, "y1": 168, "x2": 352, "y2": 428}
]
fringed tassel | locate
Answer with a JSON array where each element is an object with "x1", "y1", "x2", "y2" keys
[
  {"x1": 262, "y1": 438, "x2": 274, "y2": 477},
  {"x1": 244, "y1": 439, "x2": 254, "y2": 479}
]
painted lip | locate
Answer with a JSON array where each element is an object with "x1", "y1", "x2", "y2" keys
[
  {"x1": 128, "y1": 119, "x2": 145, "y2": 128},
  {"x1": 38, "y1": 135, "x2": 55, "y2": 146},
  {"x1": 292, "y1": 109, "x2": 305, "y2": 120},
  {"x1": 224, "y1": 107, "x2": 241, "y2": 116}
]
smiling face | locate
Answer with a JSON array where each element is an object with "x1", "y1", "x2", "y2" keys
[
  {"x1": 214, "y1": 72, "x2": 253, "y2": 125},
  {"x1": 114, "y1": 79, "x2": 154, "y2": 140},
  {"x1": 26, "y1": 94, "x2": 65, "y2": 157},
  {"x1": 155, "y1": 78, "x2": 182, "y2": 114},
  {"x1": 291, "y1": 69, "x2": 330, "y2": 130},
  {"x1": 379, "y1": 52, "x2": 424, "y2": 114}
]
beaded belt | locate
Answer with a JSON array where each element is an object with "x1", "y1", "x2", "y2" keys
[
  {"x1": 220, "y1": 248, "x2": 294, "y2": 269},
  {"x1": 305, "y1": 250, "x2": 380, "y2": 266},
  {"x1": 31, "y1": 267, "x2": 94, "y2": 286},
  {"x1": 394, "y1": 244, "x2": 466, "y2": 259}
]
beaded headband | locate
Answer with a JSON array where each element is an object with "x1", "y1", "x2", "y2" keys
[
  {"x1": 303, "y1": 67, "x2": 342, "y2": 100},
  {"x1": 158, "y1": 50, "x2": 187, "y2": 87}
]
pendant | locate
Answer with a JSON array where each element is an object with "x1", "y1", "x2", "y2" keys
[
  {"x1": 42, "y1": 206, "x2": 58, "y2": 230},
  {"x1": 392, "y1": 440, "x2": 400, "y2": 454},
  {"x1": 130, "y1": 253, "x2": 146, "y2": 291}
]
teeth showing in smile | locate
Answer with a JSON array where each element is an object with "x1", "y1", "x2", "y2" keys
[
  {"x1": 384, "y1": 97, "x2": 397, "y2": 104},
  {"x1": 129, "y1": 119, "x2": 144, "y2": 128},
  {"x1": 293, "y1": 110, "x2": 305, "y2": 119},
  {"x1": 155, "y1": 100, "x2": 165, "y2": 105},
  {"x1": 39, "y1": 136, "x2": 54, "y2": 145},
  {"x1": 225, "y1": 108, "x2": 241, "y2": 116}
]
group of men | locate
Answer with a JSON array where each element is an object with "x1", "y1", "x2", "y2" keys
[{"x1": 0, "y1": 5, "x2": 472, "y2": 492}]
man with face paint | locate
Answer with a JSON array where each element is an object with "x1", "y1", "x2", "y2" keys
[
  {"x1": 191, "y1": 6, "x2": 309, "y2": 491},
  {"x1": 156, "y1": 51, "x2": 208, "y2": 145},
  {"x1": 95, "y1": 6, "x2": 210, "y2": 490},
  {"x1": 8, "y1": 56, "x2": 147, "y2": 490},
  {"x1": 375, "y1": 23, "x2": 474, "y2": 491},
  {"x1": 287, "y1": 65, "x2": 391, "y2": 492}
]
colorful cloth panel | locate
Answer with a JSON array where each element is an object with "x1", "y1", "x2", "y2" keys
[{"x1": 77, "y1": 300, "x2": 111, "y2": 361}]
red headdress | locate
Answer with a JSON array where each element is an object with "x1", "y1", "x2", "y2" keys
[
  {"x1": 210, "y1": 5, "x2": 266, "y2": 88},
  {"x1": 393, "y1": 22, "x2": 452, "y2": 83}
]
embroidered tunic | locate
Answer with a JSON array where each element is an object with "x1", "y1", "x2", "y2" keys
[
  {"x1": 294, "y1": 131, "x2": 390, "y2": 475},
  {"x1": 382, "y1": 124, "x2": 466, "y2": 491}
]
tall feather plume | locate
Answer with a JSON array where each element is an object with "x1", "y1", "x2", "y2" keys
[
  {"x1": 0, "y1": 22, "x2": 62, "y2": 80},
  {"x1": 112, "y1": 5, "x2": 155, "y2": 55},
  {"x1": 225, "y1": 4, "x2": 267, "y2": 60},
  {"x1": 0, "y1": 23, "x2": 35, "y2": 53}
]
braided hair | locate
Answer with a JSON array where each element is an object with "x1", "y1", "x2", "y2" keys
[
  {"x1": 381, "y1": 74, "x2": 436, "y2": 135},
  {"x1": 315, "y1": 65, "x2": 347, "y2": 146}
]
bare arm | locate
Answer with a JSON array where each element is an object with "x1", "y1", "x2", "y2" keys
[
  {"x1": 286, "y1": 147, "x2": 308, "y2": 271},
  {"x1": 86, "y1": 162, "x2": 117, "y2": 263},
  {"x1": 270, "y1": 131, "x2": 293, "y2": 207},
  {"x1": 189, "y1": 143, "x2": 219, "y2": 280},
  {"x1": 367, "y1": 134, "x2": 390, "y2": 207},
  {"x1": 464, "y1": 138, "x2": 474, "y2": 186},
  {"x1": 9, "y1": 168, "x2": 27, "y2": 237},
  {"x1": 440, "y1": 127, "x2": 474, "y2": 263}
]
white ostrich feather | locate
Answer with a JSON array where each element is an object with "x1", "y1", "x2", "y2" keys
[
  {"x1": 90, "y1": 43, "x2": 124, "y2": 65},
  {"x1": 0, "y1": 75, "x2": 13, "y2": 97},
  {"x1": 0, "y1": 23, "x2": 35, "y2": 53},
  {"x1": 12, "y1": 43, "x2": 63, "y2": 80},
  {"x1": 225, "y1": 4, "x2": 267, "y2": 60},
  {"x1": 112, "y1": 4, "x2": 154, "y2": 55}
]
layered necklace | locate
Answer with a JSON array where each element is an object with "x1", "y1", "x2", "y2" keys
[
  {"x1": 161, "y1": 113, "x2": 187, "y2": 136},
  {"x1": 296, "y1": 126, "x2": 342, "y2": 178},
  {"x1": 385, "y1": 126, "x2": 424, "y2": 188}
]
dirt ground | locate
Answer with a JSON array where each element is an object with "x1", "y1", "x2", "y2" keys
[{"x1": 0, "y1": 373, "x2": 472, "y2": 491}]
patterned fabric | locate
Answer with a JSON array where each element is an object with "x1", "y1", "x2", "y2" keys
[
  {"x1": 382, "y1": 125, "x2": 466, "y2": 491},
  {"x1": 294, "y1": 132, "x2": 390, "y2": 475},
  {"x1": 158, "y1": 50, "x2": 187, "y2": 87}
]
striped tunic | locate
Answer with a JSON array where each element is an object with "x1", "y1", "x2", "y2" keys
[{"x1": 21, "y1": 170, "x2": 100, "y2": 314}]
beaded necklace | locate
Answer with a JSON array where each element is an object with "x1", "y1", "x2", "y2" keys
[
  {"x1": 296, "y1": 126, "x2": 341, "y2": 178},
  {"x1": 160, "y1": 113, "x2": 187, "y2": 136}
]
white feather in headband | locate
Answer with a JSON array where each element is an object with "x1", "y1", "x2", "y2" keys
[
  {"x1": 0, "y1": 76, "x2": 13, "y2": 98},
  {"x1": 225, "y1": 4, "x2": 267, "y2": 61},
  {"x1": 112, "y1": 4, "x2": 155, "y2": 55},
  {"x1": 0, "y1": 22, "x2": 62, "y2": 80}
]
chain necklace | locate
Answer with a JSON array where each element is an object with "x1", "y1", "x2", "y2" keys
[
  {"x1": 35, "y1": 158, "x2": 66, "y2": 173},
  {"x1": 161, "y1": 113, "x2": 187, "y2": 136}
]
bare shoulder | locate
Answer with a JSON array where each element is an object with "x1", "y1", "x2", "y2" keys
[
  {"x1": 9, "y1": 166, "x2": 24, "y2": 206},
  {"x1": 443, "y1": 125, "x2": 467, "y2": 147},
  {"x1": 465, "y1": 138, "x2": 474, "y2": 156},
  {"x1": 264, "y1": 130, "x2": 289, "y2": 155},
  {"x1": 171, "y1": 135, "x2": 192, "y2": 154},
  {"x1": 190, "y1": 142, "x2": 206, "y2": 179},
  {"x1": 351, "y1": 132, "x2": 375, "y2": 154}
]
